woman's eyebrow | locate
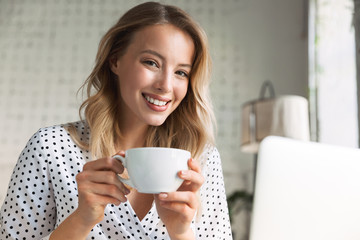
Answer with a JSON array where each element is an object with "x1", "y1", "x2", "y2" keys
[
  {"x1": 179, "y1": 63, "x2": 192, "y2": 69},
  {"x1": 140, "y1": 49, "x2": 192, "y2": 68},
  {"x1": 141, "y1": 49, "x2": 164, "y2": 60}
]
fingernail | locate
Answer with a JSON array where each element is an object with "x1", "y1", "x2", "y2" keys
[
  {"x1": 159, "y1": 193, "x2": 168, "y2": 199},
  {"x1": 180, "y1": 170, "x2": 187, "y2": 177}
]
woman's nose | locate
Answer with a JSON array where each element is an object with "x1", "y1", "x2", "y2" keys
[{"x1": 154, "y1": 70, "x2": 172, "y2": 93}]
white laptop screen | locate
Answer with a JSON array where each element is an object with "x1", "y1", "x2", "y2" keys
[{"x1": 249, "y1": 136, "x2": 360, "y2": 240}]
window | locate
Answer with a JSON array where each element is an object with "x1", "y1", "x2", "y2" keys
[{"x1": 309, "y1": 0, "x2": 358, "y2": 147}]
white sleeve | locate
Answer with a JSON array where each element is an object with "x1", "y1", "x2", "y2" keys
[
  {"x1": 0, "y1": 130, "x2": 56, "y2": 239},
  {"x1": 195, "y1": 147, "x2": 233, "y2": 239}
]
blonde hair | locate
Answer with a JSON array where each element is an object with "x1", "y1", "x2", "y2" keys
[{"x1": 68, "y1": 2, "x2": 215, "y2": 161}]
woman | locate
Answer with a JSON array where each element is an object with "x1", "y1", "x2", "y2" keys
[{"x1": 0, "y1": 2, "x2": 232, "y2": 239}]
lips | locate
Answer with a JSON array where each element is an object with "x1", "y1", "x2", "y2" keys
[
  {"x1": 144, "y1": 95, "x2": 168, "y2": 106},
  {"x1": 143, "y1": 93, "x2": 171, "y2": 107}
]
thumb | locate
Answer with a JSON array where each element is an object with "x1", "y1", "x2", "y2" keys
[{"x1": 114, "y1": 150, "x2": 125, "y2": 157}]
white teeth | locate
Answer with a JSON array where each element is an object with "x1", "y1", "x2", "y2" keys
[{"x1": 145, "y1": 95, "x2": 167, "y2": 106}]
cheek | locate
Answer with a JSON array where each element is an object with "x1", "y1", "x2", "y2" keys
[
  {"x1": 119, "y1": 68, "x2": 149, "y2": 92},
  {"x1": 176, "y1": 81, "x2": 189, "y2": 101}
]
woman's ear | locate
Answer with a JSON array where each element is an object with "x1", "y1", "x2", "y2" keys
[{"x1": 109, "y1": 55, "x2": 119, "y2": 75}]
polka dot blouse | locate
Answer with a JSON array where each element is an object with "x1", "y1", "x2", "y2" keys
[{"x1": 0, "y1": 121, "x2": 233, "y2": 239}]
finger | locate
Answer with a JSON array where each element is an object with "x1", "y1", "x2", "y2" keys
[
  {"x1": 114, "y1": 151, "x2": 125, "y2": 156},
  {"x1": 91, "y1": 182, "x2": 128, "y2": 202},
  {"x1": 76, "y1": 170, "x2": 130, "y2": 195},
  {"x1": 157, "y1": 191, "x2": 198, "y2": 209},
  {"x1": 155, "y1": 194, "x2": 196, "y2": 222},
  {"x1": 187, "y1": 158, "x2": 201, "y2": 173},
  {"x1": 83, "y1": 157, "x2": 124, "y2": 174},
  {"x1": 158, "y1": 201, "x2": 194, "y2": 219},
  {"x1": 80, "y1": 181, "x2": 128, "y2": 203},
  {"x1": 79, "y1": 183, "x2": 127, "y2": 206},
  {"x1": 91, "y1": 194, "x2": 123, "y2": 206},
  {"x1": 79, "y1": 192, "x2": 122, "y2": 208},
  {"x1": 178, "y1": 169, "x2": 204, "y2": 190}
]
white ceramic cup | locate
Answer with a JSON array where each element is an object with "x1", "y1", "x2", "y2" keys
[{"x1": 113, "y1": 147, "x2": 190, "y2": 194}]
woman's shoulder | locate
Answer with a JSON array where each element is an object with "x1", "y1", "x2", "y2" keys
[
  {"x1": 15, "y1": 121, "x2": 89, "y2": 168},
  {"x1": 34, "y1": 120, "x2": 85, "y2": 133},
  {"x1": 201, "y1": 144, "x2": 220, "y2": 159},
  {"x1": 30, "y1": 120, "x2": 88, "y2": 146},
  {"x1": 198, "y1": 144, "x2": 221, "y2": 168}
]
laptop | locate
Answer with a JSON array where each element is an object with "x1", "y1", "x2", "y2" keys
[{"x1": 249, "y1": 136, "x2": 360, "y2": 240}]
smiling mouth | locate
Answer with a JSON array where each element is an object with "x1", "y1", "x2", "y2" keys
[{"x1": 143, "y1": 94, "x2": 170, "y2": 106}]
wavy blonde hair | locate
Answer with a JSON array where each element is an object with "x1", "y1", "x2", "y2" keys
[{"x1": 68, "y1": 2, "x2": 215, "y2": 161}]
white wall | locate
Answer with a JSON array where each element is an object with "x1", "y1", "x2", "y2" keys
[{"x1": 0, "y1": 0, "x2": 307, "y2": 239}]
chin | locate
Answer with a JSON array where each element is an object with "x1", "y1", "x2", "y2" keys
[
  {"x1": 146, "y1": 116, "x2": 168, "y2": 127},
  {"x1": 149, "y1": 120, "x2": 166, "y2": 127}
]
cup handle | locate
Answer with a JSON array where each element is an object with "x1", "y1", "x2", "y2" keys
[{"x1": 113, "y1": 155, "x2": 135, "y2": 189}]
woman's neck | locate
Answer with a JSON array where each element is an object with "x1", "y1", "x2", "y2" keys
[{"x1": 117, "y1": 121, "x2": 148, "y2": 151}]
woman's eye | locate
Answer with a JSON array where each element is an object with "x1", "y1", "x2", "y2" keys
[
  {"x1": 143, "y1": 60, "x2": 158, "y2": 68},
  {"x1": 175, "y1": 70, "x2": 189, "y2": 78}
]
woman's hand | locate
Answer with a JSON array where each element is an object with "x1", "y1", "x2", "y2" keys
[
  {"x1": 154, "y1": 158, "x2": 204, "y2": 240},
  {"x1": 75, "y1": 155, "x2": 130, "y2": 226},
  {"x1": 50, "y1": 155, "x2": 129, "y2": 240}
]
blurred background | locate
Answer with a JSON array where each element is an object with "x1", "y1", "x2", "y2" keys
[{"x1": 0, "y1": 0, "x2": 357, "y2": 239}]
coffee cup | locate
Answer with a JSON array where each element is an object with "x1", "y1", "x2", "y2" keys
[{"x1": 113, "y1": 147, "x2": 190, "y2": 194}]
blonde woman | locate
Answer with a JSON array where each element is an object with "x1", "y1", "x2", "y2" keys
[{"x1": 0, "y1": 2, "x2": 232, "y2": 239}]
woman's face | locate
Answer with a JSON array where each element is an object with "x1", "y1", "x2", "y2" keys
[{"x1": 111, "y1": 24, "x2": 195, "y2": 128}]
